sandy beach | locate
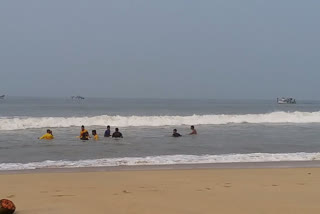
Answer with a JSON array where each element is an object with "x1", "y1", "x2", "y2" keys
[{"x1": 1, "y1": 167, "x2": 320, "y2": 214}]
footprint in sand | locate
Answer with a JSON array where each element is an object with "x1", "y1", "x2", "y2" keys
[
  {"x1": 123, "y1": 190, "x2": 131, "y2": 194},
  {"x1": 272, "y1": 184, "x2": 278, "y2": 187},
  {"x1": 52, "y1": 194, "x2": 75, "y2": 197},
  {"x1": 138, "y1": 186, "x2": 159, "y2": 192},
  {"x1": 6, "y1": 195, "x2": 15, "y2": 198},
  {"x1": 196, "y1": 187, "x2": 213, "y2": 191},
  {"x1": 223, "y1": 183, "x2": 232, "y2": 188}
]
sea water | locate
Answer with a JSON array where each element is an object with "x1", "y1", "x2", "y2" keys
[{"x1": 1, "y1": 97, "x2": 320, "y2": 170}]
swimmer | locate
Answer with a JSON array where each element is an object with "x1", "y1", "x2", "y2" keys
[
  {"x1": 104, "y1": 125, "x2": 111, "y2": 137},
  {"x1": 80, "y1": 125, "x2": 90, "y2": 139},
  {"x1": 172, "y1": 129, "x2": 182, "y2": 137},
  {"x1": 112, "y1": 128, "x2": 123, "y2": 138},
  {"x1": 92, "y1": 130, "x2": 99, "y2": 140},
  {"x1": 189, "y1": 125, "x2": 197, "y2": 135},
  {"x1": 39, "y1": 129, "x2": 54, "y2": 140},
  {"x1": 80, "y1": 131, "x2": 89, "y2": 140}
]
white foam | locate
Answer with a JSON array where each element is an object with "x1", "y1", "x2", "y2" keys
[
  {"x1": 1, "y1": 111, "x2": 320, "y2": 130},
  {"x1": 1, "y1": 152, "x2": 320, "y2": 171}
]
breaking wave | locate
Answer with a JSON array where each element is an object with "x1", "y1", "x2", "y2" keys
[
  {"x1": 1, "y1": 111, "x2": 320, "y2": 130},
  {"x1": 1, "y1": 152, "x2": 320, "y2": 171}
]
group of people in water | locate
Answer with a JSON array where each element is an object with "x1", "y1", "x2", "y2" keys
[
  {"x1": 79, "y1": 125, "x2": 123, "y2": 140},
  {"x1": 39, "y1": 125, "x2": 197, "y2": 141},
  {"x1": 172, "y1": 125, "x2": 197, "y2": 137}
]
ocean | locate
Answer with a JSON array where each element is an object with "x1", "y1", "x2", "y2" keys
[{"x1": 1, "y1": 97, "x2": 320, "y2": 170}]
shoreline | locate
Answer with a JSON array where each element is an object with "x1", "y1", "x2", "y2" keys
[{"x1": 2, "y1": 160, "x2": 320, "y2": 174}]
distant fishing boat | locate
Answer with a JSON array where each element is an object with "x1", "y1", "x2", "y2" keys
[
  {"x1": 71, "y1": 96, "x2": 85, "y2": 100},
  {"x1": 277, "y1": 97, "x2": 296, "y2": 104},
  {"x1": 0, "y1": 95, "x2": 5, "y2": 99}
]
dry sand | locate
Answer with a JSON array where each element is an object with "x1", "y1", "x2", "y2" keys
[{"x1": 1, "y1": 168, "x2": 320, "y2": 214}]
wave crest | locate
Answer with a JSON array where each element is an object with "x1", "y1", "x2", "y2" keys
[
  {"x1": 1, "y1": 152, "x2": 320, "y2": 170},
  {"x1": 1, "y1": 111, "x2": 320, "y2": 130}
]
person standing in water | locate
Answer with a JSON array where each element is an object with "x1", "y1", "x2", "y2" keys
[
  {"x1": 189, "y1": 125, "x2": 197, "y2": 135},
  {"x1": 104, "y1": 125, "x2": 111, "y2": 137},
  {"x1": 172, "y1": 129, "x2": 182, "y2": 137},
  {"x1": 92, "y1": 130, "x2": 99, "y2": 140},
  {"x1": 39, "y1": 129, "x2": 54, "y2": 140},
  {"x1": 80, "y1": 125, "x2": 90, "y2": 140},
  {"x1": 112, "y1": 128, "x2": 123, "y2": 138}
]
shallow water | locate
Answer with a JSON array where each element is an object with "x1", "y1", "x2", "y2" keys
[{"x1": 1, "y1": 97, "x2": 320, "y2": 170}]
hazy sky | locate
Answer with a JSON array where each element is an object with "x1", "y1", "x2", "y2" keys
[{"x1": 0, "y1": 0, "x2": 319, "y2": 99}]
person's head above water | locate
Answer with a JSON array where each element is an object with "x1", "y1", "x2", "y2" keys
[
  {"x1": 173, "y1": 129, "x2": 177, "y2": 133},
  {"x1": 47, "y1": 129, "x2": 51, "y2": 133},
  {"x1": 81, "y1": 125, "x2": 85, "y2": 131},
  {"x1": 189, "y1": 125, "x2": 197, "y2": 135},
  {"x1": 115, "y1": 128, "x2": 119, "y2": 132},
  {"x1": 107, "y1": 125, "x2": 110, "y2": 130},
  {"x1": 92, "y1": 130, "x2": 97, "y2": 135}
]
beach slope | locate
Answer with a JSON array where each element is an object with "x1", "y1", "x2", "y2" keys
[{"x1": 1, "y1": 168, "x2": 320, "y2": 214}]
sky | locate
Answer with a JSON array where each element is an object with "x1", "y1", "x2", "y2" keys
[{"x1": 0, "y1": 0, "x2": 319, "y2": 99}]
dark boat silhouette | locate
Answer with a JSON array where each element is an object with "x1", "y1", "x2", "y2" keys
[{"x1": 71, "y1": 96, "x2": 85, "y2": 100}]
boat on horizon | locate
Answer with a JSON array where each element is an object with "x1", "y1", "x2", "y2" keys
[
  {"x1": 277, "y1": 97, "x2": 296, "y2": 104},
  {"x1": 71, "y1": 96, "x2": 85, "y2": 100}
]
